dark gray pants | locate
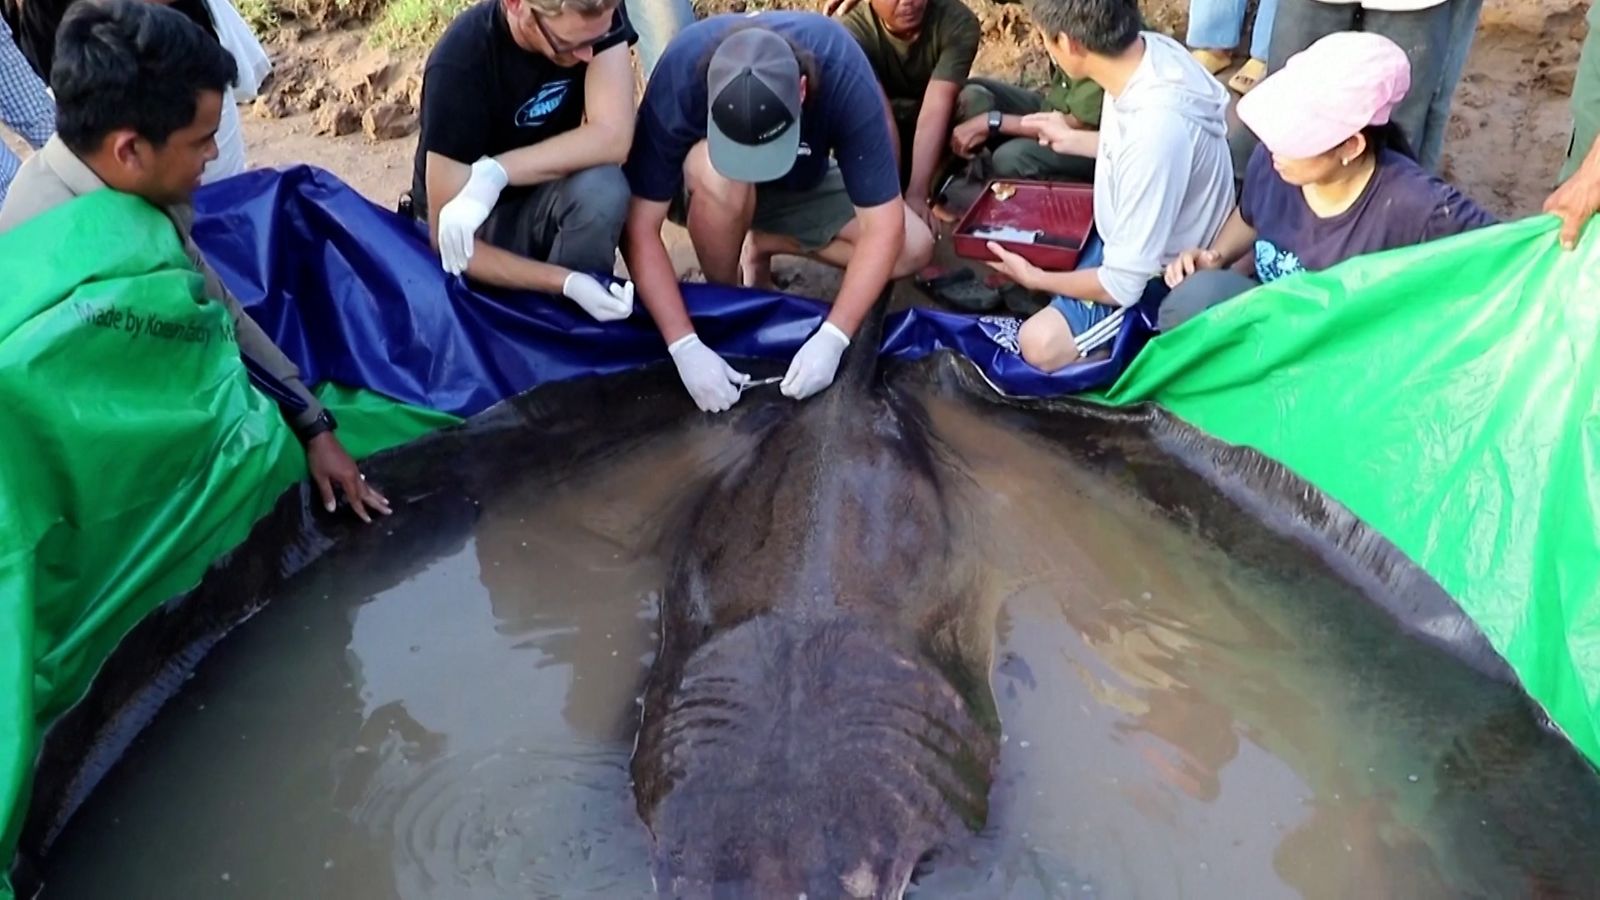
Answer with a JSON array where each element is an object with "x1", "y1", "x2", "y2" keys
[
  {"x1": 480, "y1": 165, "x2": 630, "y2": 275},
  {"x1": 956, "y1": 78, "x2": 1097, "y2": 182},
  {"x1": 1157, "y1": 269, "x2": 1259, "y2": 331},
  {"x1": 1266, "y1": 0, "x2": 1452, "y2": 166}
]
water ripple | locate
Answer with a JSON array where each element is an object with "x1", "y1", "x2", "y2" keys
[{"x1": 342, "y1": 739, "x2": 653, "y2": 899}]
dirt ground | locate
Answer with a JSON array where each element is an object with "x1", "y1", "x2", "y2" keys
[{"x1": 245, "y1": 0, "x2": 1586, "y2": 217}]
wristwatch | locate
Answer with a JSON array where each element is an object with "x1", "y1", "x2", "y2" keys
[
  {"x1": 988, "y1": 109, "x2": 1003, "y2": 139},
  {"x1": 295, "y1": 408, "x2": 338, "y2": 445}
]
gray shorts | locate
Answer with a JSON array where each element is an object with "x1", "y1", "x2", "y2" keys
[{"x1": 676, "y1": 164, "x2": 857, "y2": 253}]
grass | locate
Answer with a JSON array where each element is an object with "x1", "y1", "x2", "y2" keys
[
  {"x1": 368, "y1": 0, "x2": 474, "y2": 48},
  {"x1": 237, "y1": 0, "x2": 280, "y2": 33}
]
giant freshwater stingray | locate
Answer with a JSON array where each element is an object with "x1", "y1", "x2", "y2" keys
[
  {"x1": 21, "y1": 306, "x2": 1600, "y2": 899},
  {"x1": 631, "y1": 301, "x2": 1008, "y2": 898}
]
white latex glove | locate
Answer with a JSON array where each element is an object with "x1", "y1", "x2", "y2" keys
[
  {"x1": 668, "y1": 333, "x2": 750, "y2": 413},
  {"x1": 563, "y1": 273, "x2": 634, "y2": 322},
  {"x1": 780, "y1": 322, "x2": 850, "y2": 401},
  {"x1": 437, "y1": 157, "x2": 508, "y2": 276}
]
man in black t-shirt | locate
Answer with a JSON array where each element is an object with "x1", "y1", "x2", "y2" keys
[{"x1": 413, "y1": 0, "x2": 639, "y2": 321}]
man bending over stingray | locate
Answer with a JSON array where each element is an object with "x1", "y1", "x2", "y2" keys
[
  {"x1": 621, "y1": 12, "x2": 935, "y2": 413},
  {"x1": 0, "y1": 0, "x2": 388, "y2": 522}
]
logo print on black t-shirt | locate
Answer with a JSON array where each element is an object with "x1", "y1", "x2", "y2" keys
[{"x1": 516, "y1": 81, "x2": 572, "y2": 128}]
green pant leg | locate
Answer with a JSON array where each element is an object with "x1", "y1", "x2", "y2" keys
[
  {"x1": 1561, "y1": 9, "x2": 1600, "y2": 183},
  {"x1": 956, "y1": 77, "x2": 1050, "y2": 119},
  {"x1": 991, "y1": 138, "x2": 1095, "y2": 182}
]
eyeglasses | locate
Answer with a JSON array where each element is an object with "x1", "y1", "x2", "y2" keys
[{"x1": 530, "y1": 8, "x2": 623, "y2": 55}]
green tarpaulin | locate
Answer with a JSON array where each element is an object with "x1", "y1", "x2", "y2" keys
[
  {"x1": 1100, "y1": 215, "x2": 1600, "y2": 763},
  {"x1": 2, "y1": 191, "x2": 1598, "y2": 899},
  {"x1": 0, "y1": 192, "x2": 458, "y2": 899}
]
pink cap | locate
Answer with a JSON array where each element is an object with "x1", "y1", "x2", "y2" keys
[{"x1": 1237, "y1": 32, "x2": 1412, "y2": 160}]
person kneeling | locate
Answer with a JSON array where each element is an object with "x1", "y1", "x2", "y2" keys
[
  {"x1": 838, "y1": 0, "x2": 980, "y2": 222},
  {"x1": 1160, "y1": 33, "x2": 1496, "y2": 331},
  {"x1": 413, "y1": 0, "x2": 638, "y2": 321},
  {"x1": 0, "y1": 0, "x2": 388, "y2": 521},
  {"x1": 622, "y1": 13, "x2": 935, "y2": 413},
  {"x1": 984, "y1": 0, "x2": 1234, "y2": 372}
]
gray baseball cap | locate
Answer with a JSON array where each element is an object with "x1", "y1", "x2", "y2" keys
[{"x1": 706, "y1": 27, "x2": 802, "y2": 184}]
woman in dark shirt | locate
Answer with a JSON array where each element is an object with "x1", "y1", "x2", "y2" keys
[{"x1": 1160, "y1": 31, "x2": 1496, "y2": 331}]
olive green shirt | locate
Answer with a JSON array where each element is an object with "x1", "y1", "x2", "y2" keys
[
  {"x1": 1044, "y1": 70, "x2": 1105, "y2": 129},
  {"x1": 842, "y1": 0, "x2": 981, "y2": 122}
]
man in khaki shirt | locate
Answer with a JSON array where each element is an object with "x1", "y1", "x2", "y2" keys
[{"x1": 0, "y1": 0, "x2": 388, "y2": 521}]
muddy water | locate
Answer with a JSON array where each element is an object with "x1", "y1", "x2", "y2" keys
[{"x1": 42, "y1": 380, "x2": 1600, "y2": 899}]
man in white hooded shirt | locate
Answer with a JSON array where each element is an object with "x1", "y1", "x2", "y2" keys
[{"x1": 984, "y1": 0, "x2": 1234, "y2": 372}]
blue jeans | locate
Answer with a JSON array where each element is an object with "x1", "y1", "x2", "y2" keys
[
  {"x1": 1420, "y1": 0, "x2": 1484, "y2": 172},
  {"x1": 1187, "y1": 0, "x2": 1280, "y2": 61},
  {"x1": 1268, "y1": 0, "x2": 1451, "y2": 171},
  {"x1": 625, "y1": 0, "x2": 695, "y2": 80}
]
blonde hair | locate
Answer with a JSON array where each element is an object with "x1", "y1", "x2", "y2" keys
[{"x1": 522, "y1": 0, "x2": 617, "y2": 18}]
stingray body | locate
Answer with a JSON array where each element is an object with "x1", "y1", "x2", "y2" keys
[{"x1": 631, "y1": 305, "x2": 1002, "y2": 899}]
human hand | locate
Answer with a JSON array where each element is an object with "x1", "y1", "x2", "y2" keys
[
  {"x1": 781, "y1": 321, "x2": 850, "y2": 400},
  {"x1": 1543, "y1": 171, "x2": 1600, "y2": 251},
  {"x1": 985, "y1": 241, "x2": 1045, "y2": 291},
  {"x1": 1164, "y1": 248, "x2": 1223, "y2": 287},
  {"x1": 950, "y1": 114, "x2": 991, "y2": 158},
  {"x1": 437, "y1": 157, "x2": 508, "y2": 276},
  {"x1": 563, "y1": 272, "x2": 634, "y2": 322},
  {"x1": 1021, "y1": 111, "x2": 1082, "y2": 154},
  {"x1": 305, "y1": 432, "x2": 391, "y2": 524},
  {"x1": 668, "y1": 333, "x2": 750, "y2": 413},
  {"x1": 822, "y1": 0, "x2": 861, "y2": 15}
]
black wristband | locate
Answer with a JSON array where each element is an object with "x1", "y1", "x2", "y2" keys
[
  {"x1": 988, "y1": 109, "x2": 1003, "y2": 139},
  {"x1": 295, "y1": 409, "x2": 337, "y2": 445}
]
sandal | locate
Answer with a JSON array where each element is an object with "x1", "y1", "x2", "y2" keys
[
  {"x1": 938, "y1": 279, "x2": 1002, "y2": 313},
  {"x1": 917, "y1": 269, "x2": 1001, "y2": 312},
  {"x1": 1190, "y1": 48, "x2": 1232, "y2": 75},
  {"x1": 1228, "y1": 58, "x2": 1268, "y2": 94}
]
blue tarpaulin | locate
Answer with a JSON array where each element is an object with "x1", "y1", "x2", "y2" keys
[{"x1": 192, "y1": 166, "x2": 1154, "y2": 411}]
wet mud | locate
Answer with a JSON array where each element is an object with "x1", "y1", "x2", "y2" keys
[{"x1": 35, "y1": 359, "x2": 1600, "y2": 899}]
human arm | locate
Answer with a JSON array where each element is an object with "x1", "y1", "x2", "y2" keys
[
  {"x1": 822, "y1": 0, "x2": 862, "y2": 16},
  {"x1": 621, "y1": 196, "x2": 749, "y2": 412},
  {"x1": 1021, "y1": 111, "x2": 1099, "y2": 158},
  {"x1": 1164, "y1": 208, "x2": 1255, "y2": 287},
  {"x1": 905, "y1": 79, "x2": 960, "y2": 219},
  {"x1": 305, "y1": 431, "x2": 391, "y2": 524},
  {"x1": 221, "y1": 284, "x2": 390, "y2": 522},
  {"x1": 824, "y1": 52, "x2": 909, "y2": 338},
  {"x1": 1420, "y1": 183, "x2": 1497, "y2": 242},
  {"x1": 491, "y1": 39, "x2": 635, "y2": 186},
  {"x1": 779, "y1": 197, "x2": 903, "y2": 400},
  {"x1": 905, "y1": 9, "x2": 978, "y2": 213},
  {"x1": 623, "y1": 197, "x2": 692, "y2": 344},
  {"x1": 425, "y1": 151, "x2": 569, "y2": 293},
  {"x1": 1545, "y1": 136, "x2": 1600, "y2": 250},
  {"x1": 985, "y1": 245, "x2": 1116, "y2": 304},
  {"x1": 950, "y1": 106, "x2": 1081, "y2": 157},
  {"x1": 833, "y1": 199, "x2": 905, "y2": 335}
]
